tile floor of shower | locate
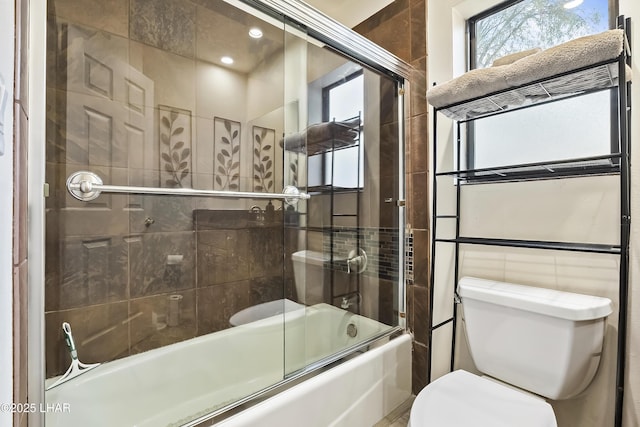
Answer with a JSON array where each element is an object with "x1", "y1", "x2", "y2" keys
[{"x1": 374, "y1": 396, "x2": 414, "y2": 427}]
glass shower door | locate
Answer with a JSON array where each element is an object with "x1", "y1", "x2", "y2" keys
[
  {"x1": 44, "y1": 1, "x2": 301, "y2": 425},
  {"x1": 283, "y1": 33, "x2": 403, "y2": 375},
  {"x1": 42, "y1": 0, "x2": 405, "y2": 423}
]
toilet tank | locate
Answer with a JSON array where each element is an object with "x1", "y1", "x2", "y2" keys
[
  {"x1": 458, "y1": 276, "x2": 612, "y2": 400},
  {"x1": 291, "y1": 250, "x2": 332, "y2": 305}
]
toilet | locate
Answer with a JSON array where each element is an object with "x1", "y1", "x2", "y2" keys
[
  {"x1": 228, "y1": 250, "x2": 338, "y2": 326},
  {"x1": 292, "y1": 250, "x2": 343, "y2": 305},
  {"x1": 229, "y1": 298, "x2": 304, "y2": 326},
  {"x1": 409, "y1": 276, "x2": 613, "y2": 427}
]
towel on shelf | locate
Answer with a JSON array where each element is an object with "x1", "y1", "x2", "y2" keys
[
  {"x1": 491, "y1": 48, "x2": 541, "y2": 67},
  {"x1": 504, "y1": 29, "x2": 625, "y2": 86},
  {"x1": 426, "y1": 66, "x2": 511, "y2": 109},
  {"x1": 282, "y1": 117, "x2": 360, "y2": 154},
  {"x1": 427, "y1": 29, "x2": 631, "y2": 113}
]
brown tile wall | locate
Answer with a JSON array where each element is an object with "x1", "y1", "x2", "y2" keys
[
  {"x1": 13, "y1": 0, "x2": 30, "y2": 424},
  {"x1": 44, "y1": 207, "x2": 293, "y2": 377},
  {"x1": 354, "y1": 0, "x2": 430, "y2": 395}
]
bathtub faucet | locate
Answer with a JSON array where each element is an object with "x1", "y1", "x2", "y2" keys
[{"x1": 341, "y1": 292, "x2": 361, "y2": 309}]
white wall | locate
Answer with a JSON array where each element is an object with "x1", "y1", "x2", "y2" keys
[
  {"x1": 428, "y1": 0, "x2": 640, "y2": 425},
  {"x1": 0, "y1": 0, "x2": 14, "y2": 424}
]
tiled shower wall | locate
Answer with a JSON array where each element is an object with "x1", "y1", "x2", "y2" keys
[
  {"x1": 354, "y1": 0, "x2": 429, "y2": 394},
  {"x1": 45, "y1": 207, "x2": 292, "y2": 377}
]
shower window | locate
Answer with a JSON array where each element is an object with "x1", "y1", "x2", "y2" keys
[{"x1": 466, "y1": 0, "x2": 616, "y2": 176}]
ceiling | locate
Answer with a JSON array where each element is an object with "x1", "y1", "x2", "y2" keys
[{"x1": 196, "y1": 0, "x2": 393, "y2": 74}]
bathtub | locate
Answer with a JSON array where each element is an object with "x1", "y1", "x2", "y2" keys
[{"x1": 45, "y1": 303, "x2": 411, "y2": 427}]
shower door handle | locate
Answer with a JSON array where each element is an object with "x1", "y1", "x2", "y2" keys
[{"x1": 66, "y1": 171, "x2": 310, "y2": 205}]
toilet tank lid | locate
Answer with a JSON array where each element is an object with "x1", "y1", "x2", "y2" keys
[
  {"x1": 291, "y1": 250, "x2": 345, "y2": 266},
  {"x1": 458, "y1": 276, "x2": 612, "y2": 321}
]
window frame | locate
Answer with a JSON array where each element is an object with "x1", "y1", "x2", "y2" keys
[{"x1": 464, "y1": 0, "x2": 620, "y2": 181}]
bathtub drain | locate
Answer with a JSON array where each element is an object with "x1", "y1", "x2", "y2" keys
[{"x1": 346, "y1": 323, "x2": 358, "y2": 338}]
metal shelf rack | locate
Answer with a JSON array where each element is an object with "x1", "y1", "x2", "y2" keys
[
  {"x1": 286, "y1": 114, "x2": 363, "y2": 310},
  {"x1": 428, "y1": 16, "x2": 631, "y2": 427}
]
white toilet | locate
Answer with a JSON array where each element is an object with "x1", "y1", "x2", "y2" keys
[
  {"x1": 409, "y1": 276, "x2": 613, "y2": 427},
  {"x1": 228, "y1": 250, "x2": 336, "y2": 326},
  {"x1": 292, "y1": 250, "x2": 342, "y2": 305}
]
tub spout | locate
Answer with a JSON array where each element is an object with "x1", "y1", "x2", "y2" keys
[{"x1": 340, "y1": 292, "x2": 361, "y2": 309}]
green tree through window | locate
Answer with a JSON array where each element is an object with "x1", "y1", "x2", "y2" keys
[{"x1": 474, "y1": 0, "x2": 607, "y2": 68}]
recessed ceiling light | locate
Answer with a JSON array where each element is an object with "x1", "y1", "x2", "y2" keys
[
  {"x1": 221, "y1": 56, "x2": 234, "y2": 65},
  {"x1": 563, "y1": 0, "x2": 583, "y2": 9},
  {"x1": 249, "y1": 28, "x2": 263, "y2": 39}
]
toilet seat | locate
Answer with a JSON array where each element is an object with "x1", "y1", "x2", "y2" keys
[{"x1": 409, "y1": 370, "x2": 557, "y2": 427}]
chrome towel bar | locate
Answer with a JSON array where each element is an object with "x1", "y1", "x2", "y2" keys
[{"x1": 66, "y1": 171, "x2": 310, "y2": 205}]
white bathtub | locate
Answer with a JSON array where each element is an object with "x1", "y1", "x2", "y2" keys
[
  {"x1": 45, "y1": 303, "x2": 411, "y2": 427},
  {"x1": 214, "y1": 333, "x2": 412, "y2": 427}
]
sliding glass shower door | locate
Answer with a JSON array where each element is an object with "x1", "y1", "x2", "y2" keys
[{"x1": 43, "y1": 0, "x2": 404, "y2": 424}]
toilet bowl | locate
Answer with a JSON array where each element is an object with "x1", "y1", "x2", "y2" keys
[
  {"x1": 409, "y1": 370, "x2": 556, "y2": 427},
  {"x1": 229, "y1": 298, "x2": 304, "y2": 326},
  {"x1": 409, "y1": 276, "x2": 612, "y2": 427}
]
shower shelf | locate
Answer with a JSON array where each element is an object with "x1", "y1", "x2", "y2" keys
[{"x1": 428, "y1": 16, "x2": 631, "y2": 427}]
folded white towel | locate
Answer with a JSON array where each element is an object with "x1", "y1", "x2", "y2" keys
[
  {"x1": 427, "y1": 66, "x2": 510, "y2": 108},
  {"x1": 492, "y1": 48, "x2": 542, "y2": 67},
  {"x1": 427, "y1": 29, "x2": 630, "y2": 113},
  {"x1": 504, "y1": 29, "x2": 624, "y2": 86}
]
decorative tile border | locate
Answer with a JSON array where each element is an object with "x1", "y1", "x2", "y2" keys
[
  {"x1": 322, "y1": 227, "x2": 401, "y2": 281},
  {"x1": 405, "y1": 229, "x2": 414, "y2": 284}
]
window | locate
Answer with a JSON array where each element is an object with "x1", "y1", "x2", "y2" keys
[
  {"x1": 467, "y1": 0, "x2": 616, "y2": 176},
  {"x1": 308, "y1": 71, "x2": 364, "y2": 190}
]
